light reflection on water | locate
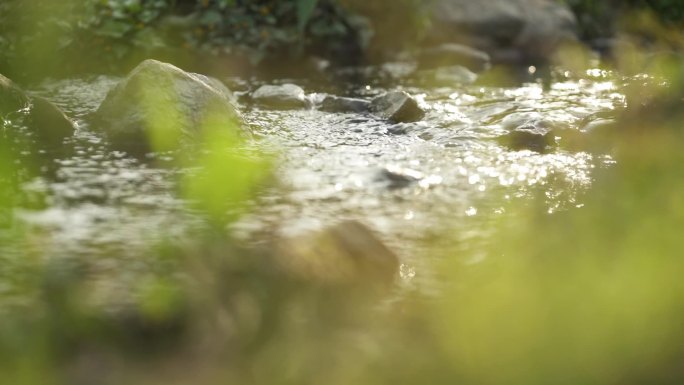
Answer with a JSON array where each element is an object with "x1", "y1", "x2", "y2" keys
[{"x1": 3, "y1": 70, "x2": 622, "y2": 294}]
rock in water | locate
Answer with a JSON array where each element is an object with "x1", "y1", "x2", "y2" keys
[
  {"x1": 501, "y1": 126, "x2": 556, "y2": 152},
  {"x1": 0, "y1": 74, "x2": 30, "y2": 114},
  {"x1": 370, "y1": 91, "x2": 425, "y2": 123},
  {"x1": 1, "y1": 73, "x2": 75, "y2": 144},
  {"x1": 274, "y1": 220, "x2": 399, "y2": 289},
  {"x1": 92, "y1": 59, "x2": 242, "y2": 156},
  {"x1": 28, "y1": 97, "x2": 76, "y2": 144},
  {"x1": 498, "y1": 112, "x2": 557, "y2": 152},
  {"x1": 376, "y1": 166, "x2": 423, "y2": 189},
  {"x1": 251, "y1": 84, "x2": 309, "y2": 109},
  {"x1": 319, "y1": 95, "x2": 370, "y2": 113}
]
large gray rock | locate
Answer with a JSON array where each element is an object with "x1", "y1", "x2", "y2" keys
[
  {"x1": 427, "y1": 0, "x2": 577, "y2": 65},
  {"x1": 1, "y1": 74, "x2": 75, "y2": 144},
  {"x1": 92, "y1": 59, "x2": 242, "y2": 156},
  {"x1": 370, "y1": 91, "x2": 425, "y2": 123},
  {"x1": 251, "y1": 84, "x2": 309, "y2": 110}
]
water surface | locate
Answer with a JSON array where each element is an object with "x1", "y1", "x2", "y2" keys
[{"x1": 1, "y1": 68, "x2": 623, "y2": 302}]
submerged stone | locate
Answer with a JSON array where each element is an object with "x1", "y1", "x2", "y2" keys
[
  {"x1": 251, "y1": 83, "x2": 309, "y2": 110},
  {"x1": 370, "y1": 91, "x2": 425, "y2": 123},
  {"x1": 556, "y1": 114, "x2": 617, "y2": 152},
  {"x1": 500, "y1": 126, "x2": 556, "y2": 152},
  {"x1": 319, "y1": 95, "x2": 370, "y2": 113},
  {"x1": 92, "y1": 59, "x2": 242, "y2": 156},
  {"x1": 274, "y1": 220, "x2": 399, "y2": 288},
  {"x1": 498, "y1": 112, "x2": 557, "y2": 152},
  {"x1": 376, "y1": 166, "x2": 423, "y2": 188}
]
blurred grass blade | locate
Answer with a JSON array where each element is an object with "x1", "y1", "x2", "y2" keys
[{"x1": 297, "y1": 0, "x2": 318, "y2": 32}]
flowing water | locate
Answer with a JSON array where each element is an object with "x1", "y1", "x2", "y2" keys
[{"x1": 0, "y1": 67, "x2": 623, "y2": 304}]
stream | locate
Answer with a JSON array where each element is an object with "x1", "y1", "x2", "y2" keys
[{"x1": 1, "y1": 66, "x2": 623, "y2": 304}]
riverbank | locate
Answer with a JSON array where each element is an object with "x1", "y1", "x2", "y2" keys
[{"x1": 3, "y1": 0, "x2": 682, "y2": 83}]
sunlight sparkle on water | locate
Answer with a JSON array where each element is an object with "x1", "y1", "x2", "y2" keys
[
  {"x1": 399, "y1": 264, "x2": 416, "y2": 280},
  {"x1": 553, "y1": 81, "x2": 581, "y2": 92},
  {"x1": 491, "y1": 151, "x2": 594, "y2": 187},
  {"x1": 505, "y1": 85, "x2": 543, "y2": 99},
  {"x1": 586, "y1": 68, "x2": 611, "y2": 78},
  {"x1": 419, "y1": 175, "x2": 443, "y2": 189},
  {"x1": 465, "y1": 207, "x2": 478, "y2": 217}
]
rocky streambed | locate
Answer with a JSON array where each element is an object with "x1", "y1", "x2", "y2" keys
[{"x1": 0, "y1": 60, "x2": 623, "y2": 306}]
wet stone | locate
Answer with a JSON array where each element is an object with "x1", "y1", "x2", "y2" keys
[
  {"x1": 319, "y1": 95, "x2": 370, "y2": 113},
  {"x1": 418, "y1": 132, "x2": 434, "y2": 141},
  {"x1": 497, "y1": 111, "x2": 558, "y2": 152},
  {"x1": 387, "y1": 124, "x2": 411, "y2": 135},
  {"x1": 580, "y1": 118, "x2": 616, "y2": 134},
  {"x1": 29, "y1": 96, "x2": 76, "y2": 144},
  {"x1": 500, "y1": 111, "x2": 548, "y2": 131},
  {"x1": 375, "y1": 166, "x2": 423, "y2": 189},
  {"x1": 0, "y1": 73, "x2": 30, "y2": 114},
  {"x1": 91, "y1": 59, "x2": 242, "y2": 157},
  {"x1": 1, "y1": 73, "x2": 75, "y2": 145},
  {"x1": 499, "y1": 125, "x2": 556, "y2": 152},
  {"x1": 252, "y1": 83, "x2": 309, "y2": 110},
  {"x1": 370, "y1": 91, "x2": 425, "y2": 123},
  {"x1": 273, "y1": 220, "x2": 399, "y2": 289}
]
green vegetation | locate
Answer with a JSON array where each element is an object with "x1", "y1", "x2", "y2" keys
[
  {"x1": 0, "y1": 0, "x2": 430, "y2": 80},
  {"x1": 0, "y1": 0, "x2": 354, "y2": 80},
  {"x1": 567, "y1": 0, "x2": 684, "y2": 39},
  {"x1": 2, "y1": 0, "x2": 684, "y2": 79}
]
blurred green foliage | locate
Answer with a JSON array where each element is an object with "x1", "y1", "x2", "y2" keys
[
  {"x1": 566, "y1": 0, "x2": 684, "y2": 39},
  {"x1": 339, "y1": 0, "x2": 431, "y2": 59},
  {"x1": 0, "y1": 0, "x2": 435, "y2": 81},
  {"x1": 0, "y1": 0, "x2": 369, "y2": 80}
]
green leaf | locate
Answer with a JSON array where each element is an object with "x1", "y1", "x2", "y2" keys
[{"x1": 296, "y1": 0, "x2": 318, "y2": 32}]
